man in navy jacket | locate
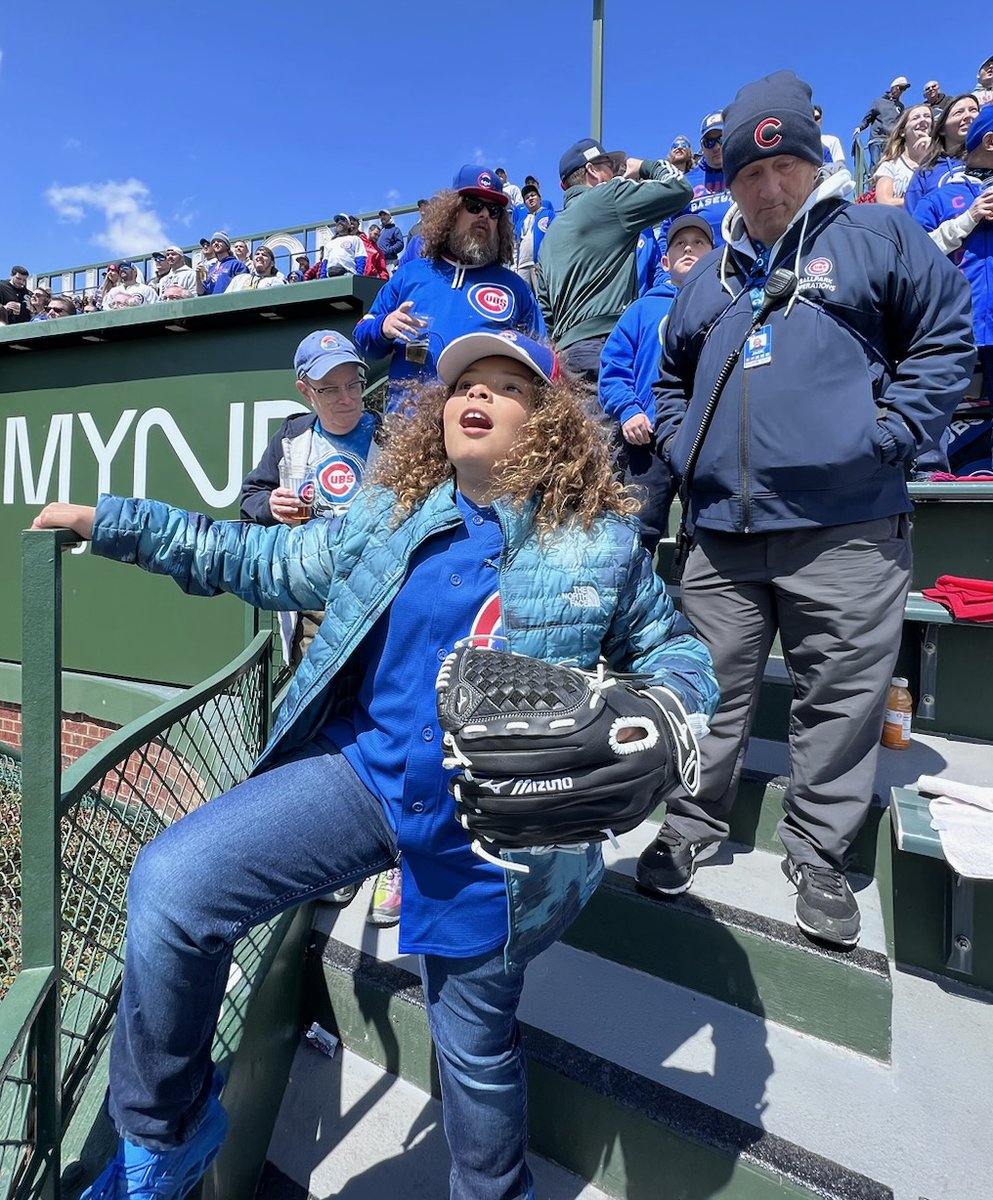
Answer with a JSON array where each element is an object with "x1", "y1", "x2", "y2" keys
[
  {"x1": 636, "y1": 70, "x2": 975, "y2": 948},
  {"x1": 376, "y1": 210, "x2": 405, "y2": 272}
]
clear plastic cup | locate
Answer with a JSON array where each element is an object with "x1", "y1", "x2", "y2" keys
[{"x1": 278, "y1": 462, "x2": 315, "y2": 524}]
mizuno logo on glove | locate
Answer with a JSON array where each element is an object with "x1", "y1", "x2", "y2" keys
[{"x1": 479, "y1": 777, "x2": 575, "y2": 796}]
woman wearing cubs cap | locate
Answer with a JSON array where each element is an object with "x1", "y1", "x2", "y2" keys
[{"x1": 32, "y1": 330, "x2": 717, "y2": 1200}]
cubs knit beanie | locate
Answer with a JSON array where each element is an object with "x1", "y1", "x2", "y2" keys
[{"x1": 722, "y1": 70, "x2": 824, "y2": 185}]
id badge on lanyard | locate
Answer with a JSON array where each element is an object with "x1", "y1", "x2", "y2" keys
[{"x1": 743, "y1": 324, "x2": 773, "y2": 368}]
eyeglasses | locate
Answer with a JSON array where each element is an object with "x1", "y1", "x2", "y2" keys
[
  {"x1": 461, "y1": 195, "x2": 503, "y2": 220},
  {"x1": 702, "y1": 134, "x2": 723, "y2": 148},
  {"x1": 310, "y1": 378, "x2": 364, "y2": 398},
  {"x1": 47, "y1": 305, "x2": 71, "y2": 315}
]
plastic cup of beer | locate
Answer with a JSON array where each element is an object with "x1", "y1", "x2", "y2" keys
[
  {"x1": 404, "y1": 312, "x2": 433, "y2": 365},
  {"x1": 278, "y1": 463, "x2": 315, "y2": 525}
]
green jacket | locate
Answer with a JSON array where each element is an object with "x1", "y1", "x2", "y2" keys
[{"x1": 536, "y1": 160, "x2": 692, "y2": 351}]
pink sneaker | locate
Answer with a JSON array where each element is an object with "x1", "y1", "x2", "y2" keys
[{"x1": 367, "y1": 866, "x2": 402, "y2": 927}]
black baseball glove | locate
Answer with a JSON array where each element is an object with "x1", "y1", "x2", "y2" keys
[{"x1": 435, "y1": 644, "x2": 701, "y2": 868}]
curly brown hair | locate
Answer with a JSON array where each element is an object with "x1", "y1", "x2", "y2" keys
[
  {"x1": 372, "y1": 375, "x2": 640, "y2": 535},
  {"x1": 419, "y1": 191, "x2": 516, "y2": 266}
]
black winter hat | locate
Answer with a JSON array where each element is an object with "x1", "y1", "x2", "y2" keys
[{"x1": 722, "y1": 70, "x2": 823, "y2": 185}]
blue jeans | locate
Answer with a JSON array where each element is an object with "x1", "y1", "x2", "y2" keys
[{"x1": 108, "y1": 738, "x2": 539, "y2": 1199}]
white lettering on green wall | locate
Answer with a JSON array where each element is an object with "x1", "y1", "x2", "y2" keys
[{"x1": 2, "y1": 401, "x2": 306, "y2": 508}]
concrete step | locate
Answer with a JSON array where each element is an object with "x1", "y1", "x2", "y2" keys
[
  {"x1": 258, "y1": 1045, "x2": 612, "y2": 1199},
  {"x1": 563, "y1": 824, "x2": 891, "y2": 1062},
  {"x1": 304, "y1": 884, "x2": 993, "y2": 1200},
  {"x1": 303, "y1": 922, "x2": 892, "y2": 1200}
]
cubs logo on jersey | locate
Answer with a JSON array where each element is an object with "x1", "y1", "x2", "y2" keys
[
  {"x1": 467, "y1": 283, "x2": 515, "y2": 322},
  {"x1": 468, "y1": 592, "x2": 503, "y2": 647},
  {"x1": 315, "y1": 450, "x2": 364, "y2": 508}
]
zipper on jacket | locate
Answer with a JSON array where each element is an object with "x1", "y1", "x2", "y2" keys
[
  {"x1": 262, "y1": 505, "x2": 464, "y2": 760},
  {"x1": 740, "y1": 364, "x2": 751, "y2": 532}
]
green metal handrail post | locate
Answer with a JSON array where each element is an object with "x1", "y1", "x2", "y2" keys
[
  {"x1": 591, "y1": 0, "x2": 605, "y2": 142},
  {"x1": 260, "y1": 631, "x2": 273, "y2": 746},
  {"x1": 20, "y1": 527, "x2": 79, "y2": 1197}
]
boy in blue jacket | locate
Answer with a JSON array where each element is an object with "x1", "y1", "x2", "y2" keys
[{"x1": 600, "y1": 214, "x2": 715, "y2": 550}]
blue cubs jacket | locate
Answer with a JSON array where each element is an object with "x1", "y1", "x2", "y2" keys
[
  {"x1": 903, "y1": 156, "x2": 964, "y2": 216},
  {"x1": 636, "y1": 229, "x2": 663, "y2": 296},
  {"x1": 512, "y1": 199, "x2": 556, "y2": 265},
  {"x1": 352, "y1": 257, "x2": 546, "y2": 410},
  {"x1": 662, "y1": 162, "x2": 731, "y2": 248},
  {"x1": 913, "y1": 172, "x2": 993, "y2": 347}
]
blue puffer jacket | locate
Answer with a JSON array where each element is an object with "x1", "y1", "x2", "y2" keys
[
  {"x1": 657, "y1": 175, "x2": 976, "y2": 535},
  {"x1": 92, "y1": 481, "x2": 718, "y2": 966}
]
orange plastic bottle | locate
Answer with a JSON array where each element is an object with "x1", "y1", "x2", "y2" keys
[{"x1": 881, "y1": 677, "x2": 913, "y2": 750}]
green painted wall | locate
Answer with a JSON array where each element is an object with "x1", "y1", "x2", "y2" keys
[{"x1": 1, "y1": 278, "x2": 384, "y2": 687}]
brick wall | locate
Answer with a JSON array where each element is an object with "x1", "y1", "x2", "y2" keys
[
  {"x1": 1, "y1": 700, "x2": 210, "y2": 820},
  {"x1": 0, "y1": 700, "x2": 118, "y2": 770}
]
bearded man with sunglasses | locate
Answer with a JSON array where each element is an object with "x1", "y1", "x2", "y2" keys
[
  {"x1": 354, "y1": 165, "x2": 544, "y2": 412},
  {"x1": 535, "y1": 138, "x2": 691, "y2": 384}
]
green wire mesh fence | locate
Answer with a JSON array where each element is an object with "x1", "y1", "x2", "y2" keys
[{"x1": 0, "y1": 627, "x2": 271, "y2": 1199}]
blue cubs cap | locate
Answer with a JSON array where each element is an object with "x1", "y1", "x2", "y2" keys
[
  {"x1": 700, "y1": 113, "x2": 724, "y2": 140},
  {"x1": 437, "y1": 330, "x2": 558, "y2": 388},
  {"x1": 452, "y1": 165, "x2": 507, "y2": 205},
  {"x1": 966, "y1": 104, "x2": 993, "y2": 153},
  {"x1": 558, "y1": 138, "x2": 626, "y2": 181},
  {"x1": 294, "y1": 330, "x2": 364, "y2": 380}
]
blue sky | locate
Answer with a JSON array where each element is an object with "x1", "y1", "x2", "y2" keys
[{"x1": 1, "y1": 2, "x2": 986, "y2": 275}]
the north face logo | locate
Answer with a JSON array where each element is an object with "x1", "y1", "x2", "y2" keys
[{"x1": 562, "y1": 585, "x2": 600, "y2": 608}]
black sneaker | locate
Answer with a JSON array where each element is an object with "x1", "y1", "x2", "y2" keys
[
  {"x1": 783, "y1": 860, "x2": 861, "y2": 948},
  {"x1": 636, "y1": 822, "x2": 720, "y2": 896}
]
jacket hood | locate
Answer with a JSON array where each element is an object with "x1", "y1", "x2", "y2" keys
[{"x1": 643, "y1": 279, "x2": 679, "y2": 301}]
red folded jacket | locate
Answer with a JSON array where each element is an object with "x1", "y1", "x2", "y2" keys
[
  {"x1": 922, "y1": 575, "x2": 993, "y2": 622},
  {"x1": 925, "y1": 472, "x2": 993, "y2": 482}
]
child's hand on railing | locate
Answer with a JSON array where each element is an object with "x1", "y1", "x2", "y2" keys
[{"x1": 30, "y1": 504, "x2": 96, "y2": 540}]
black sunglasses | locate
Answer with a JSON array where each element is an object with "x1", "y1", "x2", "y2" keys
[
  {"x1": 702, "y1": 134, "x2": 723, "y2": 148},
  {"x1": 461, "y1": 195, "x2": 503, "y2": 220}
]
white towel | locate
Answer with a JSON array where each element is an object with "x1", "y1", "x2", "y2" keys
[{"x1": 916, "y1": 775, "x2": 993, "y2": 880}]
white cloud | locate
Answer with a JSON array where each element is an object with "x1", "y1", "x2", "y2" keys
[
  {"x1": 171, "y1": 197, "x2": 199, "y2": 230},
  {"x1": 62, "y1": 137, "x2": 83, "y2": 152},
  {"x1": 45, "y1": 178, "x2": 171, "y2": 256},
  {"x1": 384, "y1": 187, "x2": 401, "y2": 205},
  {"x1": 471, "y1": 146, "x2": 490, "y2": 166}
]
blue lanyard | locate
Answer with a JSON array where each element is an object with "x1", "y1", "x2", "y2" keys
[{"x1": 748, "y1": 242, "x2": 770, "y2": 320}]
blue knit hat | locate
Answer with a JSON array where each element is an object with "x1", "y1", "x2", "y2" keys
[{"x1": 722, "y1": 70, "x2": 823, "y2": 185}]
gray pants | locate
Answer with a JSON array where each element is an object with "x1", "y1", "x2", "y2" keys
[{"x1": 667, "y1": 516, "x2": 912, "y2": 869}]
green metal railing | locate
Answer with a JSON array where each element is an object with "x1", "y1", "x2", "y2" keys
[
  {"x1": 34, "y1": 205, "x2": 419, "y2": 300},
  {"x1": 0, "y1": 530, "x2": 273, "y2": 1198}
]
